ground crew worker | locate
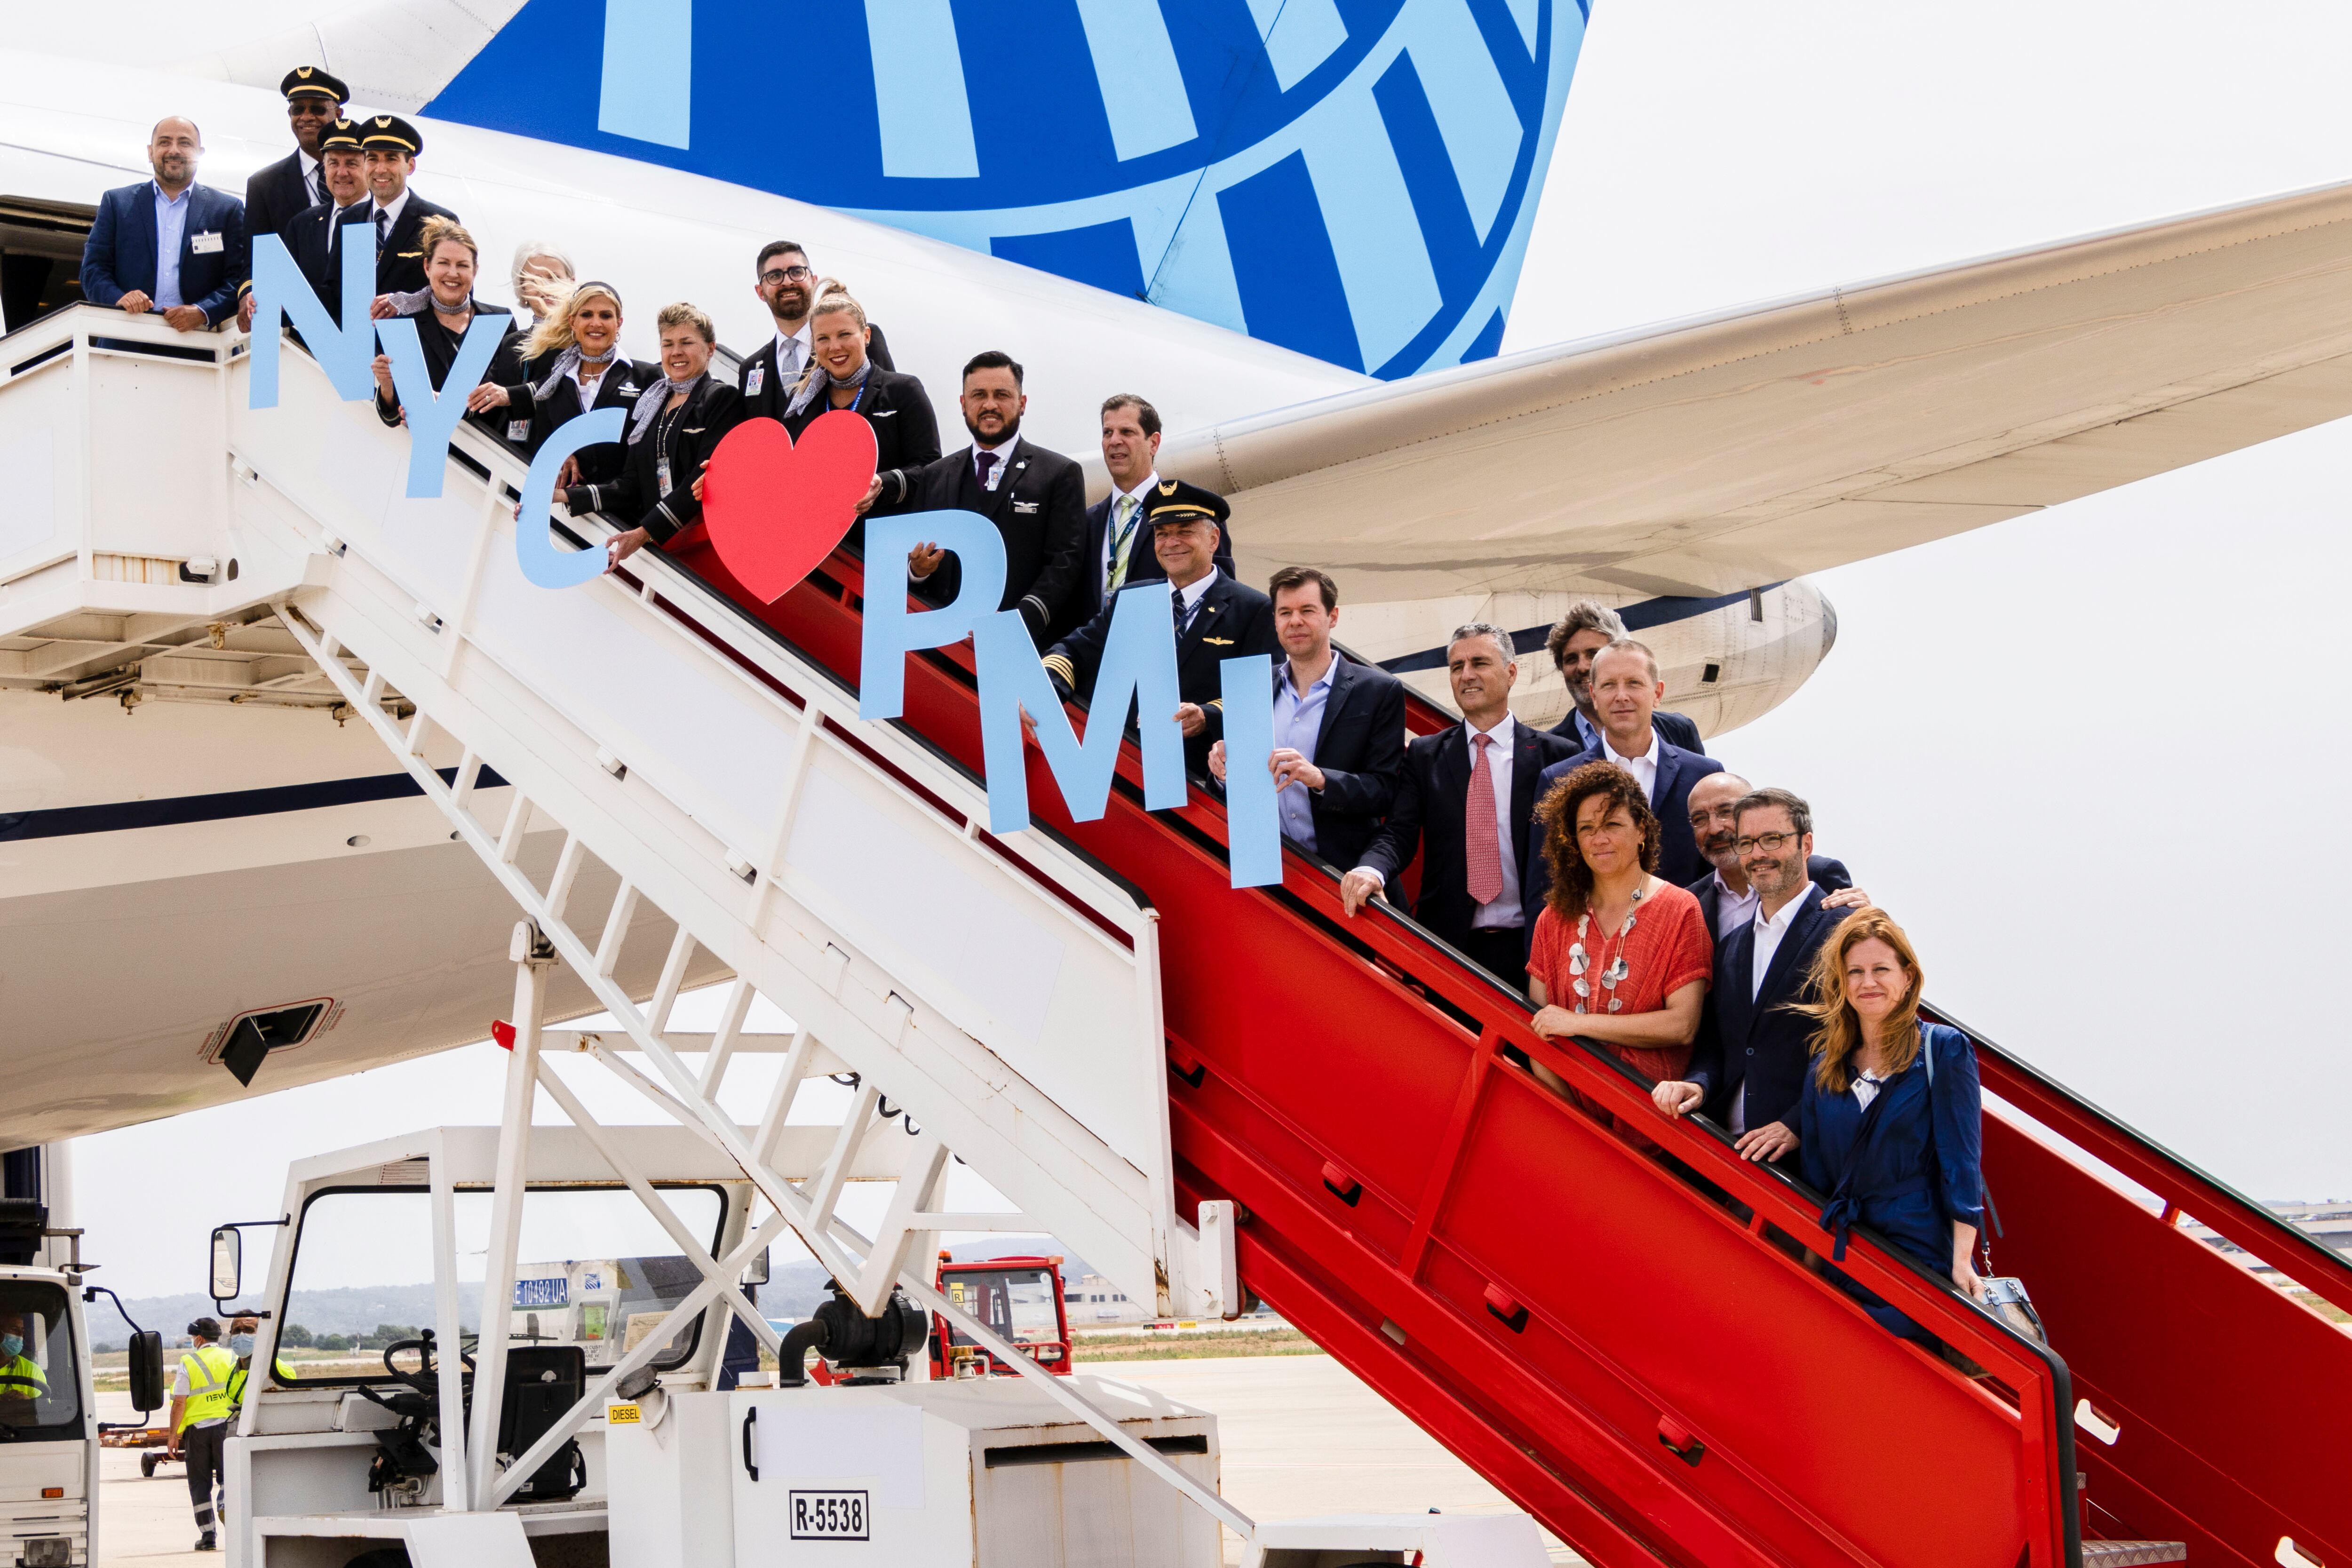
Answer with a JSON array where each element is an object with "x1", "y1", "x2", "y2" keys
[
  {"x1": 167, "y1": 1318, "x2": 234, "y2": 1552},
  {"x1": 224, "y1": 1315, "x2": 295, "y2": 1413},
  {"x1": 0, "y1": 1312, "x2": 46, "y2": 1407}
]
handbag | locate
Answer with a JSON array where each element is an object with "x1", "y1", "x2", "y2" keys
[{"x1": 1923, "y1": 1030, "x2": 2047, "y2": 1344}]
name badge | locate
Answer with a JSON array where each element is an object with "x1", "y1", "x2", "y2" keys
[
  {"x1": 191, "y1": 231, "x2": 224, "y2": 255},
  {"x1": 506, "y1": 419, "x2": 531, "y2": 443},
  {"x1": 745, "y1": 366, "x2": 765, "y2": 396},
  {"x1": 656, "y1": 456, "x2": 673, "y2": 498}
]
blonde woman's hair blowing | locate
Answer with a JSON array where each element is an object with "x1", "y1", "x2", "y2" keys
[
  {"x1": 1796, "y1": 908, "x2": 1926, "y2": 1092},
  {"x1": 523, "y1": 279, "x2": 623, "y2": 362}
]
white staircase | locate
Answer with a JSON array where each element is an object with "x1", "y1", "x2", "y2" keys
[{"x1": 0, "y1": 308, "x2": 1244, "y2": 1530}]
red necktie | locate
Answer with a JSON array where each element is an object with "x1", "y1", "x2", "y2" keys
[{"x1": 1465, "y1": 732, "x2": 1503, "y2": 906}]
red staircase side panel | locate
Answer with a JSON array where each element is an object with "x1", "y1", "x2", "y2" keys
[
  {"x1": 680, "y1": 550, "x2": 2075, "y2": 1564},
  {"x1": 1981, "y1": 1115, "x2": 2352, "y2": 1568}
]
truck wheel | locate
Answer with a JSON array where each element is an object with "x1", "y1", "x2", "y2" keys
[{"x1": 140, "y1": 1453, "x2": 158, "y2": 1478}]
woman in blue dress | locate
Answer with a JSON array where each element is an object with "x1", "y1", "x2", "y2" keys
[{"x1": 1791, "y1": 909, "x2": 1986, "y2": 1341}]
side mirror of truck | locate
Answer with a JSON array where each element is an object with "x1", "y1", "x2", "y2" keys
[
  {"x1": 740, "y1": 1246, "x2": 771, "y2": 1288},
  {"x1": 127, "y1": 1331, "x2": 164, "y2": 1415},
  {"x1": 209, "y1": 1227, "x2": 240, "y2": 1302}
]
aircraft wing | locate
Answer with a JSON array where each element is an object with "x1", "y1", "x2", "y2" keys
[{"x1": 1168, "y1": 178, "x2": 2352, "y2": 605}]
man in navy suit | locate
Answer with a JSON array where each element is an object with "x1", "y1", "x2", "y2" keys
[
  {"x1": 1523, "y1": 638, "x2": 1722, "y2": 928},
  {"x1": 80, "y1": 117, "x2": 246, "y2": 331},
  {"x1": 1340, "y1": 623, "x2": 1580, "y2": 991},
  {"x1": 1683, "y1": 771, "x2": 1863, "y2": 938},
  {"x1": 1078, "y1": 395, "x2": 1233, "y2": 625},
  {"x1": 1653, "y1": 788, "x2": 1853, "y2": 1163},
  {"x1": 1545, "y1": 600, "x2": 1705, "y2": 755},
  {"x1": 1208, "y1": 567, "x2": 1405, "y2": 872}
]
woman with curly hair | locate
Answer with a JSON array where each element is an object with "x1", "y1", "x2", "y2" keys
[
  {"x1": 1793, "y1": 909, "x2": 1986, "y2": 1339},
  {"x1": 1525, "y1": 761, "x2": 1712, "y2": 1100}
]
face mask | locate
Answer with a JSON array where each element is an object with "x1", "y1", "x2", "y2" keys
[
  {"x1": 229, "y1": 1335, "x2": 254, "y2": 1356},
  {"x1": 0, "y1": 1336, "x2": 23, "y2": 1360}
]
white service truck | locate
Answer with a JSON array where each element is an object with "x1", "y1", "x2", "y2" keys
[
  {"x1": 208, "y1": 1125, "x2": 1545, "y2": 1568},
  {"x1": 0, "y1": 1143, "x2": 167, "y2": 1568}
]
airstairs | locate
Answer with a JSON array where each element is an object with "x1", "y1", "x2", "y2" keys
[{"x1": 4, "y1": 305, "x2": 2347, "y2": 1567}]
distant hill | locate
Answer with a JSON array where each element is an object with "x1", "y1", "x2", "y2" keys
[
  {"x1": 89, "y1": 1237, "x2": 1092, "y2": 1346},
  {"x1": 89, "y1": 1285, "x2": 486, "y2": 1347}
]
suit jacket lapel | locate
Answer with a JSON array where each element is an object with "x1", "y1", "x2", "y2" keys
[
  {"x1": 1311, "y1": 655, "x2": 1357, "y2": 753},
  {"x1": 1507, "y1": 721, "x2": 1544, "y2": 865},
  {"x1": 1650, "y1": 739, "x2": 1685, "y2": 809},
  {"x1": 1435, "y1": 724, "x2": 1472, "y2": 812},
  {"x1": 982, "y1": 438, "x2": 1025, "y2": 523},
  {"x1": 1722, "y1": 924, "x2": 1758, "y2": 1048},
  {"x1": 1752, "y1": 888, "x2": 1828, "y2": 1014}
]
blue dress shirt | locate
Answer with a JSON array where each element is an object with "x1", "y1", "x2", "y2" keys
[
  {"x1": 151, "y1": 182, "x2": 191, "y2": 308},
  {"x1": 1271, "y1": 655, "x2": 1335, "y2": 852}
]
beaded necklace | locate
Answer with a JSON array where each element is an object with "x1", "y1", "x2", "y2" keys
[{"x1": 1567, "y1": 882, "x2": 1647, "y2": 1014}]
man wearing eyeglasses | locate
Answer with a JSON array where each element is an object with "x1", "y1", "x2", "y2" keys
[
  {"x1": 1684, "y1": 771, "x2": 1861, "y2": 939},
  {"x1": 739, "y1": 240, "x2": 897, "y2": 420},
  {"x1": 1653, "y1": 786, "x2": 1851, "y2": 1164}
]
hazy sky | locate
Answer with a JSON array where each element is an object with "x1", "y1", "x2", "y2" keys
[{"x1": 63, "y1": 0, "x2": 2352, "y2": 1299}]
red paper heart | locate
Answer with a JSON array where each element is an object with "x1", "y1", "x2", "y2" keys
[{"x1": 699, "y1": 411, "x2": 879, "y2": 603}]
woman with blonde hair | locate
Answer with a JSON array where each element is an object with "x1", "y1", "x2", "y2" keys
[
  {"x1": 777, "y1": 281, "x2": 939, "y2": 523},
  {"x1": 562, "y1": 301, "x2": 742, "y2": 568},
  {"x1": 466, "y1": 279, "x2": 647, "y2": 484},
  {"x1": 1794, "y1": 908, "x2": 1986, "y2": 1340},
  {"x1": 368, "y1": 215, "x2": 514, "y2": 430}
]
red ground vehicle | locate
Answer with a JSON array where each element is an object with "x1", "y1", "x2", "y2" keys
[{"x1": 929, "y1": 1255, "x2": 1072, "y2": 1379}]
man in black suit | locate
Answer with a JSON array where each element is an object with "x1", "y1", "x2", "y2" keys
[
  {"x1": 737, "y1": 239, "x2": 898, "y2": 419},
  {"x1": 874, "y1": 350, "x2": 1087, "y2": 645},
  {"x1": 1340, "y1": 623, "x2": 1579, "y2": 991},
  {"x1": 1545, "y1": 599, "x2": 1705, "y2": 755},
  {"x1": 1524, "y1": 639, "x2": 1722, "y2": 924},
  {"x1": 1079, "y1": 394, "x2": 1233, "y2": 622},
  {"x1": 1653, "y1": 788, "x2": 1852, "y2": 1163},
  {"x1": 269, "y1": 120, "x2": 370, "y2": 316},
  {"x1": 1208, "y1": 566, "x2": 1404, "y2": 871},
  {"x1": 351, "y1": 115, "x2": 457, "y2": 300},
  {"x1": 1042, "y1": 481, "x2": 1275, "y2": 772},
  {"x1": 1683, "y1": 771, "x2": 1863, "y2": 939},
  {"x1": 235, "y1": 67, "x2": 347, "y2": 330}
]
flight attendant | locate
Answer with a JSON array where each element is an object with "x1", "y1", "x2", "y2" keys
[
  {"x1": 468, "y1": 280, "x2": 647, "y2": 483},
  {"x1": 565, "y1": 302, "x2": 744, "y2": 565},
  {"x1": 368, "y1": 216, "x2": 514, "y2": 427},
  {"x1": 780, "y1": 281, "x2": 938, "y2": 553}
]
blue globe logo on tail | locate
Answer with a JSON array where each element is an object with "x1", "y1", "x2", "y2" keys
[{"x1": 429, "y1": 0, "x2": 1585, "y2": 379}]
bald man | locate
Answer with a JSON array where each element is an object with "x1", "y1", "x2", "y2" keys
[
  {"x1": 1684, "y1": 771, "x2": 1862, "y2": 938},
  {"x1": 80, "y1": 117, "x2": 247, "y2": 330}
]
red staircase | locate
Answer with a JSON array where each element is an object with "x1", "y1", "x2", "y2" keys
[{"x1": 656, "y1": 536, "x2": 2351, "y2": 1568}]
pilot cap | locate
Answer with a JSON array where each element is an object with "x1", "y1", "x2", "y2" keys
[
  {"x1": 1144, "y1": 477, "x2": 1230, "y2": 530},
  {"x1": 318, "y1": 119, "x2": 364, "y2": 153},
  {"x1": 358, "y1": 114, "x2": 424, "y2": 156},
  {"x1": 279, "y1": 66, "x2": 350, "y2": 103}
]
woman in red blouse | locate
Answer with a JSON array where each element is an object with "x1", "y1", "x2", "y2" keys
[{"x1": 1526, "y1": 762, "x2": 1713, "y2": 1101}]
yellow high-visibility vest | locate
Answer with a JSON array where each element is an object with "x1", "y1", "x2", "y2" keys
[{"x1": 177, "y1": 1345, "x2": 235, "y2": 1430}]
